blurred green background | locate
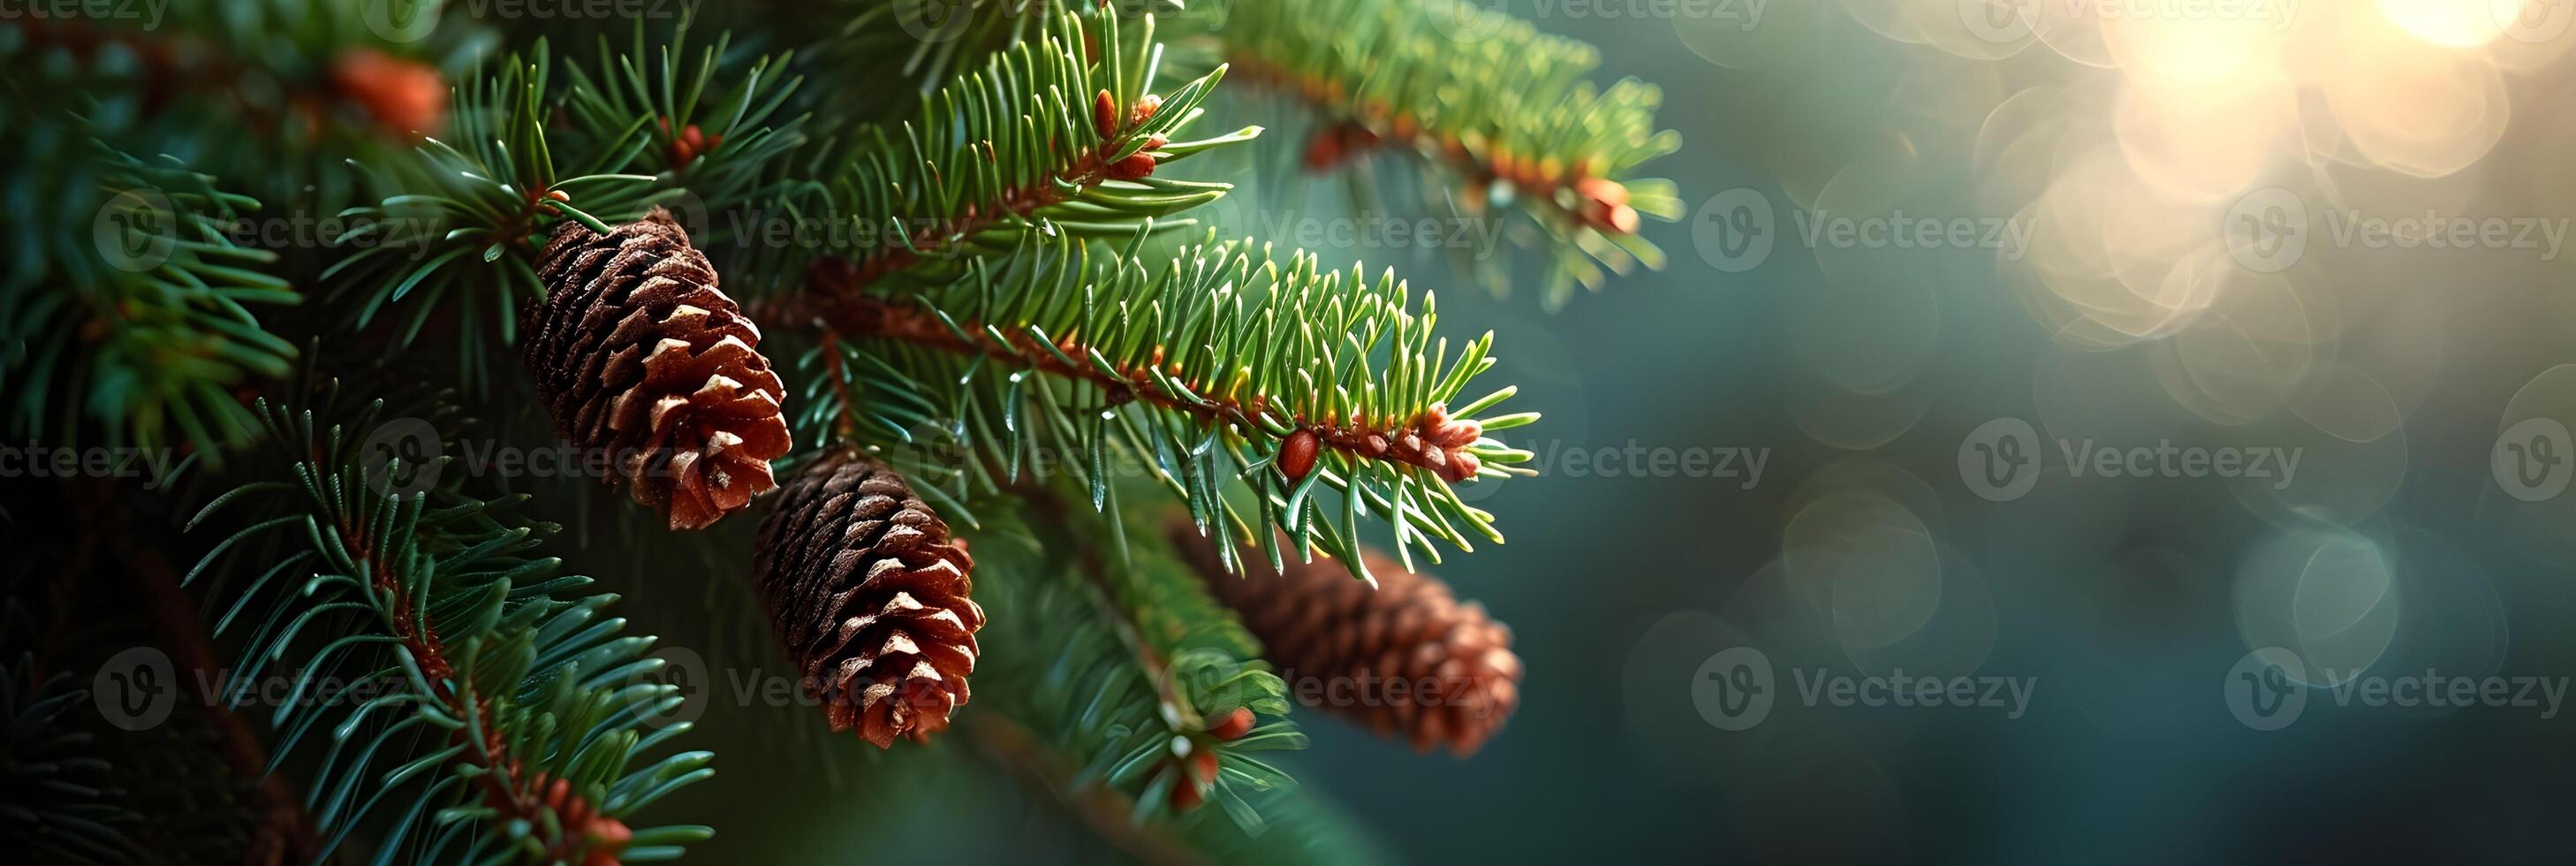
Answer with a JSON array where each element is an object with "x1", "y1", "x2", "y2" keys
[{"x1": 625, "y1": 2, "x2": 2576, "y2": 862}]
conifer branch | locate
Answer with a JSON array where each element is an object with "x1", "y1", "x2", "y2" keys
[
  {"x1": 747, "y1": 11, "x2": 1260, "y2": 297},
  {"x1": 807, "y1": 0, "x2": 1069, "y2": 123},
  {"x1": 326, "y1": 42, "x2": 659, "y2": 384},
  {"x1": 0, "y1": 143, "x2": 298, "y2": 462},
  {"x1": 559, "y1": 22, "x2": 813, "y2": 219},
  {"x1": 1210, "y1": 0, "x2": 1685, "y2": 306},
  {"x1": 791, "y1": 228, "x2": 1537, "y2": 579},
  {"x1": 2, "y1": 3, "x2": 486, "y2": 210},
  {"x1": 967, "y1": 503, "x2": 1304, "y2": 833},
  {"x1": 325, "y1": 29, "x2": 806, "y2": 387},
  {"x1": 186, "y1": 390, "x2": 714, "y2": 863}
]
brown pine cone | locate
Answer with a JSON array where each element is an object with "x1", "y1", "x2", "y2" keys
[
  {"x1": 752, "y1": 449, "x2": 983, "y2": 748},
  {"x1": 525, "y1": 208, "x2": 792, "y2": 530},
  {"x1": 1167, "y1": 522, "x2": 1524, "y2": 756}
]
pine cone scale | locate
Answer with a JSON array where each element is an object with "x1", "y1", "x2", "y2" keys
[
  {"x1": 754, "y1": 450, "x2": 982, "y2": 748},
  {"x1": 524, "y1": 209, "x2": 790, "y2": 529},
  {"x1": 1170, "y1": 521, "x2": 1524, "y2": 756}
]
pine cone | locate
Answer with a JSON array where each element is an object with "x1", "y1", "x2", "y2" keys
[
  {"x1": 752, "y1": 450, "x2": 983, "y2": 748},
  {"x1": 524, "y1": 208, "x2": 791, "y2": 529},
  {"x1": 1168, "y1": 522, "x2": 1523, "y2": 756}
]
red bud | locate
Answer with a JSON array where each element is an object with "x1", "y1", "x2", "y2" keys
[
  {"x1": 1280, "y1": 429, "x2": 1320, "y2": 481},
  {"x1": 1209, "y1": 707, "x2": 1255, "y2": 741},
  {"x1": 1107, "y1": 152, "x2": 1157, "y2": 180},
  {"x1": 1093, "y1": 88, "x2": 1119, "y2": 139}
]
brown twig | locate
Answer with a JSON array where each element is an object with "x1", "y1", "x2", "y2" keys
[
  {"x1": 1228, "y1": 56, "x2": 1640, "y2": 234},
  {"x1": 794, "y1": 285, "x2": 1483, "y2": 482},
  {"x1": 326, "y1": 510, "x2": 633, "y2": 862}
]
